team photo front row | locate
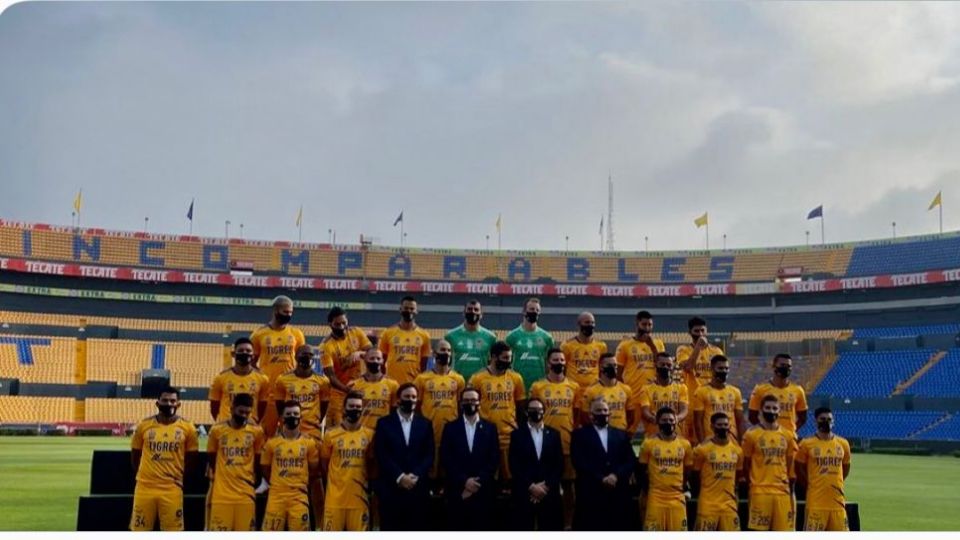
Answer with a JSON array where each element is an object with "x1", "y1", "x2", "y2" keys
[{"x1": 128, "y1": 342, "x2": 850, "y2": 532}]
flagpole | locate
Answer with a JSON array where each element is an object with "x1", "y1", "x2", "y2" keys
[
  {"x1": 706, "y1": 221, "x2": 710, "y2": 251},
  {"x1": 298, "y1": 222, "x2": 303, "y2": 243},
  {"x1": 821, "y1": 215, "x2": 825, "y2": 245},
  {"x1": 400, "y1": 218, "x2": 405, "y2": 248},
  {"x1": 940, "y1": 202, "x2": 943, "y2": 234}
]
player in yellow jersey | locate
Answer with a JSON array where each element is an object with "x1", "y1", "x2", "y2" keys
[
  {"x1": 468, "y1": 340, "x2": 526, "y2": 480},
  {"x1": 413, "y1": 339, "x2": 465, "y2": 482},
  {"x1": 206, "y1": 393, "x2": 266, "y2": 531},
  {"x1": 261, "y1": 401, "x2": 320, "y2": 531},
  {"x1": 579, "y1": 353, "x2": 635, "y2": 430},
  {"x1": 320, "y1": 306, "x2": 372, "y2": 427},
  {"x1": 250, "y1": 295, "x2": 306, "y2": 438},
  {"x1": 320, "y1": 391, "x2": 375, "y2": 531},
  {"x1": 529, "y1": 348, "x2": 581, "y2": 528},
  {"x1": 691, "y1": 354, "x2": 745, "y2": 444},
  {"x1": 560, "y1": 312, "x2": 607, "y2": 391},
  {"x1": 348, "y1": 348, "x2": 400, "y2": 430},
  {"x1": 795, "y1": 407, "x2": 851, "y2": 531},
  {"x1": 638, "y1": 353, "x2": 689, "y2": 437},
  {"x1": 273, "y1": 346, "x2": 331, "y2": 439},
  {"x1": 638, "y1": 407, "x2": 693, "y2": 531},
  {"x1": 748, "y1": 353, "x2": 808, "y2": 436},
  {"x1": 692, "y1": 412, "x2": 744, "y2": 531},
  {"x1": 676, "y1": 316, "x2": 724, "y2": 396},
  {"x1": 378, "y1": 295, "x2": 432, "y2": 386},
  {"x1": 129, "y1": 387, "x2": 199, "y2": 531},
  {"x1": 615, "y1": 310, "x2": 665, "y2": 433},
  {"x1": 742, "y1": 395, "x2": 798, "y2": 531},
  {"x1": 209, "y1": 337, "x2": 269, "y2": 422}
]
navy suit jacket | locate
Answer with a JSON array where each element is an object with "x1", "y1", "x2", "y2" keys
[
  {"x1": 508, "y1": 423, "x2": 563, "y2": 496},
  {"x1": 439, "y1": 416, "x2": 500, "y2": 495},
  {"x1": 570, "y1": 424, "x2": 635, "y2": 495},
  {"x1": 373, "y1": 411, "x2": 434, "y2": 500}
]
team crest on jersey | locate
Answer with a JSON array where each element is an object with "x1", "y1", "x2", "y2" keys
[
  {"x1": 265, "y1": 337, "x2": 272, "y2": 347},
  {"x1": 709, "y1": 451, "x2": 717, "y2": 461},
  {"x1": 475, "y1": 339, "x2": 485, "y2": 348},
  {"x1": 393, "y1": 336, "x2": 401, "y2": 346},
  {"x1": 545, "y1": 389, "x2": 552, "y2": 398},
  {"x1": 299, "y1": 445, "x2": 307, "y2": 458},
  {"x1": 653, "y1": 447, "x2": 662, "y2": 458},
  {"x1": 380, "y1": 388, "x2": 388, "y2": 397},
  {"x1": 174, "y1": 429, "x2": 183, "y2": 441},
  {"x1": 671, "y1": 391, "x2": 679, "y2": 400},
  {"x1": 759, "y1": 437, "x2": 766, "y2": 448},
  {"x1": 227, "y1": 382, "x2": 235, "y2": 392},
  {"x1": 338, "y1": 438, "x2": 345, "y2": 448},
  {"x1": 536, "y1": 338, "x2": 545, "y2": 347},
  {"x1": 813, "y1": 447, "x2": 822, "y2": 457},
  {"x1": 485, "y1": 383, "x2": 492, "y2": 392},
  {"x1": 428, "y1": 381, "x2": 435, "y2": 390},
  {"x1": 148, "y1": 430, "x2": 157, "y2": 441},
  {"x1": 566, "y1": 388, "x2": 573, "y2": 398}
]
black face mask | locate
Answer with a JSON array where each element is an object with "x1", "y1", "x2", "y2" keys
[
  {"x1": 157, "y1": 404, "x2": 175, "y2": 417},
  {"x1": 580, "y1": 325, "x2": 595, "y2": 337},
  {"x1": 550, "y1": 363, "x2": 565, "y2": 374},
  {"x1": 399, "y1": 399, "x2": 416, "y2": 414},
  {"x1": 367, "y1": 363, "x2": 382, "y2": 374},
  {"x1": 496, "y1": 360, "x2": 512, "y2": 372},
  {"x1": 435, "y1": 353, "x2": 450, "y2": 365},
  {"x1": 235, "y1": 353, "x2": 252, "y2": 366},
  {"x1": 344, "y1": 409, "x2": 362, "y2": 423},
  {"x1": 231, "y1": 414, "x2": 247, "y2": 426},
  {"x1": 296, "y1": 356, "x2": 312, "y2": 369},
  {"x1": 715, "y1": 371, "x2": 728, "y2": 383},
  {"x1": 462, "y1": 403, "x2": 479, "y2": 416},
  {"x1": 817, "y1": 420, "x2": 832, "y2": 433},
  {"x1": 776, "y1": 366, "x2": 792, "y2": 378},
  {"x1": 528, "y1": 411, "x2": 544, "y2": 423},
  {"x1": 713, "y1": 427, "x2": 729, "y2": 439},
  {"x1": 593, "y1": 414, "x2": 609, "y2": 428},
  {"x1": 464, "y1": 312, "x2": 480, "y2": 325},
  {"x1": 762, "y1": 411, "x2": 778, "y2": 424},
  {"x1": 401, "y1": 311, "x2": 415, "y2": 322},
  {"x1": 656, "y1": 367, "x2": 671, "y2": 380},
  {"x1": 331, "y1": 327, "x2": 346, "y2": 338},
  {"x1": 659, "y1": 423, "x2": 675, "y2": 436},
  {"x1": 283, "y1": 416, "x2": 300, "y2": 429},
  {"x1": 276, "y1": 313, "x2": 292, "y2": 325},
  {"x1": 602, "y1": 365, "x2": 617, "y2": 379},
  {"x1": 525, "y1": 311, "x2": 539, "y2": 324}
]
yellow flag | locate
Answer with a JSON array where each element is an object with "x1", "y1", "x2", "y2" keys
[
  {"x1": 928, "y1": 191, "x2": 942, "y2": 211},
  {"x1": 73, "y1": 189, "x2": 83, "y2": 214},
  {"x1": 296, "y1": 205, "x2": 303, "y2": 227},
  {"x1": 694, "y1": 212, "x2": 708, "y2": 228},
  {"x1": 495, "y1": 213, "x2": 502, "y2": 232}
]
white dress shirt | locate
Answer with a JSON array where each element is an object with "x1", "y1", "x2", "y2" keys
[
  {"x1": 464, "y1": 415, "x2": 479, "y2": 452},
  {"x1": 529, "y1": 422, "x2": 544, "y2": 459},
  {"x1": 398, "y1": 410, "x2": 414, "y2": 445},
  {"x1": 594, "y1": 425, "x2": 609, "y2": 452}
]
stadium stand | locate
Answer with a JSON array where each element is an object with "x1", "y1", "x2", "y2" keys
[
  {"x1": 846, "y1": 235, "x2": 960, "y2": 277},
  {"x1": 83, "y1": 398, "x2": 209, "y2": 424},
  {"x1": 853, "y1": 324, "x2": 960, "y2": 339},
  {"x1": 906, "y1": 350, "x2": 960, "y2": 397},
  {"x1": 797, "y1": 410, "x2": 948, "y2": 440},
  {"x1": 913, "y1": 414, "x2": 960, "y2": 441},
  {"x1": 0, "y1": 396, "x2": 74, "y2": 423},
  {"x1": 814, "y1": 350, "x2": 936, "y2": 398},
  {"x1": 0, "y1": 335, "x2": 76, "y2": 384}
]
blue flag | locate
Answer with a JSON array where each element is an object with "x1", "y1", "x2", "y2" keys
[
  {"x1": 807, "y1": 205, "x2": 823, "y2": 220},
  {"x1": 393, "y1": 211, "x2": 403, "y2": 227},
  {"x1": 186, "y1": 199, "x2": 194, "y2": 221}
]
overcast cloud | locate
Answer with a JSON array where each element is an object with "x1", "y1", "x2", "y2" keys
[{"x1": 1, "y1": 1, "x2": 958, "y2": 252}]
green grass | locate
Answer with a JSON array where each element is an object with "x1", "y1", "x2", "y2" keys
[{"x1": 1, "y1": 438, "x2": 959, "y2": 530}]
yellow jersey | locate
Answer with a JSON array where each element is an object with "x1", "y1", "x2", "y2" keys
[
  {"x1": 748, "y1": 382, "x2": 808, "y2": 436},
  {"x1": 261, "y1": 434, "x2": 319, "y2": 493},
  {"x1": 638, "y1": 435, "x2": 693, "y2": 504},
  {"x1": 413, "y1": 369, "x2": 466, "y2": 443},
  {"x1": 676, "y1": 343, "x2": 724, "y2": 394},
  {"x1": 796, "y1": 435, "x2": 851, "y2": 511},
  {"x1": 560, "y1": 338, "x2": 608, "y2": 390},
  {"x1": 320, "y1": 327, "x2": 373, "y2": 390},
  {"x1": 208, "y1": 421, "x2": 266, "y2": 503},
  {"x1": 638, "y1": 381, "x2": 690, "y2": 437},
  {"x1": 320, "y1": 426, "x2": 375, "y2": 510},
  {"x1": 378, "y1": 325, "x2": 432, "y2": 386},
  {"x1": 615, "y1": 336, "x2": 665, "y2": 397},
  {"x1": 273, "y1": 371, "x2": 332, "y2": 436},
  {"x1": 693, "y1": 439, "x2": 743, "y2": 514},
  {"x1": 691, "y1": 384, "x2": 743, "y2": 440},
  {"x1": 579, "y1": 381, "x2": 634, "y2": 431},
  {"x1": 741, "y1": 426, "x2": 798, "y2": 495},
  {"x1": 348, "y1": 375, "x2": 400, "y2": 430},
  {"x1": 208, "y1": 368, "x2": 270, "y2": 422},
  {"x1": 468, "y1": 368, "x2": 526, "y2": 447},
  {"x1": 250, "y1": 324, "x2": 306, "y2": 384},
  {"x1": 130, "y1": 416, "x2": 199, "y2": 492},
  {"x1": 529, "y1": 377, "x2": 580, "y2": 453}
]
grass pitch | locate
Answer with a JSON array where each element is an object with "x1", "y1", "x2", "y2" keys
[{"x1": 0, "y1": 436, "x2": 958, "y2": 531}]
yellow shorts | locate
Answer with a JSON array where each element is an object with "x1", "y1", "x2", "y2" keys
[
  {"x1": 644, "y1": 500, "x2": 688, "y2": 531},
  {"x1": 262, "y1": 491, "x2": 311, "y2": 531},
  {"x1": 562, "y1": 454, "x2": 576, "y2": 481},
  {"x1": 695, "y1": 511, "x2": 740, "y2": 531},
  {"x1": 748, "y1": 493, "x2": 795, "y2": 531},
  {"x1": 209, "y1": 502, "x2": 256, "y2": 531},
  {"x1": 805, "y1": 508, "x2": 849, "y2": 531},
  {"x1": 322, "y1": 507, "x2": 370, "y2": 531},
  {"x1": 130, "y1": 488, "x2": 184, "y2": 531}
]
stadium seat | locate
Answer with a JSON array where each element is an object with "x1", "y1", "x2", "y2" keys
[
  {"x1": 814, "y1": 350, "x2": 935, "y2": 398},
  {"x1": 853, "y1": 324, "x2": 960, "y2": 339},
  {"x1": 846, "y1": 236, "x2": 960, "y2": 277},
  {"x1": 906, "y1": 350, "x2": 960, "y2": 398},
  {"x1": 83, "y1": 398, "x2": 209, "y2": 424},
  {"x1": 796, "y1": 410, "x2": 947, "y2": 440},
  {"x1": 0, "y1": 335, "x2": 76, "y2": 384},
  {"x1": 0, "y1": 396, "x2": 74, "y2": 423}
]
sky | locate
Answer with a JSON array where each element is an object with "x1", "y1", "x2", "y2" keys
[{"x1": 1, "y1": 1, "x2": 959, "y2": 252}]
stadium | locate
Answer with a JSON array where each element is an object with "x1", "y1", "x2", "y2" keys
[{"x1": 2, "y1": 218, "x2": 960, "y2": 531}]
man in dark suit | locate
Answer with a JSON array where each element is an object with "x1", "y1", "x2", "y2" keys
[
  {"x1": 374, "y1": 383, "x2": 435, "y2": 531},
  {"x1": 508, "y1": 397, "x2": 564, "y2": 530},
  {"x1": 570, "y1": 396, "x2": 637, "y2": 531},
  {"x1": 439, "y1": 387, "x2": 501, "y2": 530}
]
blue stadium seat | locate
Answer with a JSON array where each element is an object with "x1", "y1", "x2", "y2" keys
[
  {"x1": 853, "y1": 324, "x2": 960, "y2": 339},
  {"x1": 797, "y1": 410, "x2": 946, "y2": 439},
  {"x1": 846, "y1": 236, "x2": 960, "y2": 277},
  {"x1": 914, "y1": 415, "x2": 960, "y2": 441},
  {"x1": 905, "y1": 350, "x2": 960, "y2": 398},
  {"x1": 813, "y1": 350, "x2": 934, "y2": 398}
]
